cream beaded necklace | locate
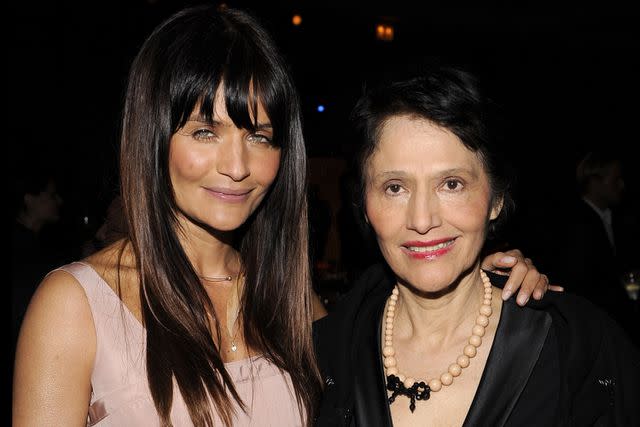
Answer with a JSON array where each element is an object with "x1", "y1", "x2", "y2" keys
[{"x1": 382, "y1": 270, "x2": 494, "y2": 412}]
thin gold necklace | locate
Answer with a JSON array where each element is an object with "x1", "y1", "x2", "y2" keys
[{"x1": 199, "y1": 274, "x2": 234, "y2": 282}]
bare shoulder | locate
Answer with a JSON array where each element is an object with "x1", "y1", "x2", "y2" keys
[
  {"x1": 20, "y1": 268, "x2": 96, "y2": 345},
  {"x1": 13, "y1": 267, "x2": 96, "y2": 424}
]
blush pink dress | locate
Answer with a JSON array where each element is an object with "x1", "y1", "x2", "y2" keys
[{"x1": 58, "y1": 262, "x2": 304, "y2": 426}]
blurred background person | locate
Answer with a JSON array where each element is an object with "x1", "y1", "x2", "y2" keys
[
  {"x1": 80, "y1": 194, "x2": 128, "y2": 257},
  {"x1": 561, "y1": 150, "x2": 637, "y2": 340}
]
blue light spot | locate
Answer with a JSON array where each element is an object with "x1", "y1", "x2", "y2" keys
[{"x1": 317, "y1": 105, "x2": 325, "y2": 112}]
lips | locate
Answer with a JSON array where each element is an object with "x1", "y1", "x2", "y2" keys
[
  {"x1": 203, "y1": 186, "x2": 253, "y2": 202},
  {"x1": 401, "y1": 237, "x2": 457, "y2": 259}
]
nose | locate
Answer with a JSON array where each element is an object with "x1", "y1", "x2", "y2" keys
[
  {"x1": 217, "y1": 137, "x2": 250, "y2": 182},
  {"x1": 406, "y1": 189, "x2": 441, "y2": 234}
]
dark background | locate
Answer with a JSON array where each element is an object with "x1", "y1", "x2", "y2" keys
[{"x1": 9, "y1": 0, "x2": 640, "y2": 270}]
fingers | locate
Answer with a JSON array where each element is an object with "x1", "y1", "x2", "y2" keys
[
  {"x1": 483, "y1": 250, "x2": 556, "y2": 306},
  {"x1": 479, "y1": 251, "x2": 517, "y2": 274},
  {"x1": 549, "y1": 285, "x2": 564, "y2": 292},
  {"x1": 502, "y1": 257, "x2": 539, "y2": 304}
]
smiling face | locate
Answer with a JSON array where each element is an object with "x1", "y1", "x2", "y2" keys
[
  {"x1": 169, "y1": 86, "x2": 281, "y2": 232},
  {"x1": 364, "y1": 115, "x2": 502, "y2": 293}
]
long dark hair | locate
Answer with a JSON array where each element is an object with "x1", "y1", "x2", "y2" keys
[{"x1": 120, "y1": 5, "x2": 321, "y2": 425}]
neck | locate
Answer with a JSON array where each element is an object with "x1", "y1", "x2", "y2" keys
[
  {"x1": 393, "y1": 268, "x2": 484, "y2": 346},
  {"x1": 178, "y1": 219, "x2": 240, "y2": 280}
]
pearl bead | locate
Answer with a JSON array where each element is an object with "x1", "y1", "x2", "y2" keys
[
  {"x1": 476, "y1": 314, "x2": 489, "y2": 327},
  {"x1": 469, "y1": 335, "x2": 482, "y2": 347},
  {"x1": 384, "y1": 356, "x2": 397, "y2": 368},
  {"x1": 480, "y1": 305, "x2": 492, "y2": 316},
  {"x1": 472, "y1": 324, "x2": 485, "y2": 337},
  {"x1": 457, "y1": 355, "x2": 470, "y2": 368},
  {"x1": 429, "y1": 378, "x2": 442, "y2": 392},
  {"x1": 382, "y1": 274, "x2": 493, "y2": 406},
  {"x1": 464, "y1": 344, "x2": 477, "y2": 358},
  {"x1": 440, "y1": 373, "x2": 453, "y2": 386},
  {"x1": 449, "y1": 363, "x2": 462, "y2": 377}
]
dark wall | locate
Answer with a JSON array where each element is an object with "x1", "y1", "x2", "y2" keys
[{"x1": 9, "y1": 0, "x2": 639, "y2": 263}]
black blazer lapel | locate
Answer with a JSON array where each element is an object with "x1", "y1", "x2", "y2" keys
[
  {"x1": 463, "y1": 299, "x2": 551, "y2": 427},
  {"x1": 352, "y1": 285, "x2": 394, "y2": 427}
]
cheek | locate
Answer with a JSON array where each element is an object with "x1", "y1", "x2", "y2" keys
[
  {"x1": 446, "y1": 197, "x2": 490, "y2": 235},
  {"x1": 169, "y1": 144, "x2": 210, "y2": 182},
  {"x1": 252, "y1": 150, "x2": 281, "y2": 186},
  {"x1": 365, "y1": 192, "x2": 401, "y2": 241}
]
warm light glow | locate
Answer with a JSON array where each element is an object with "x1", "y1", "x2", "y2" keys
[
  {"x1": 292, "y1": 14, "x2": 302, "y2": 26},
  {"x1": 375, "y1": 23, "x2": 394, "y2": 41}
]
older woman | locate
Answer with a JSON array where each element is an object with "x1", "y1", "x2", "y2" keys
[{"x1": 314, "y1": 67, "x2": 639, "y2": 426}]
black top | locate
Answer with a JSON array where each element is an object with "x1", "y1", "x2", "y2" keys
[{"x1": 313, "y1": 264, "x2": 640, "y2": 426}]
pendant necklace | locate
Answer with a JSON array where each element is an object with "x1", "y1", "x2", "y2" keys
[{"x1": 201, "y1": 270, "x2": 242, "y2": 353}]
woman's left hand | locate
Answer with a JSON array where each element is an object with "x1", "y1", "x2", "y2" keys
[{"x1": 480, "y1": 249, "x2": 564, "y2": 306}]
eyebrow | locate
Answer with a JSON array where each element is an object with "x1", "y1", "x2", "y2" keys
[
  {"x1": 374, "y1": 167, "x2": 479, "y2": 180},
  {"x1": 186, "y1": 116, "x2": 272, "y2": 130}
]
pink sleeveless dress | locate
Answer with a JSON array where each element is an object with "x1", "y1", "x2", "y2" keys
[{"x1": 58, "y1": 262, "x2": 304, "y2": 426}]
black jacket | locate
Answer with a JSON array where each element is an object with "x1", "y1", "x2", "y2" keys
[{"x1": 313, "y1": 264, "x2": 640, "y2": 426}]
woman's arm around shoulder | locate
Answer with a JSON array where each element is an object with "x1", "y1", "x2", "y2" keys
[{"x1": 13, "y1": 269, "x2": 96, "y2": 426}]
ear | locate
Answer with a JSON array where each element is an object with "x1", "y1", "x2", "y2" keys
[{"x1": 489, "y1": 195, "x2": 504, "y2": 221}]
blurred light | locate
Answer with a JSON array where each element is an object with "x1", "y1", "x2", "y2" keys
[
  {"x1": 317, "y1": 105, "x2": 325, "y2": 113},
  {"x1": 375, "y1": 23, "x2": 394, "y2": 41},
  {"x1": 84, "y1": 216, "x2": 89, "y2": 225},
  {"x1": 292, "y1": 14, "x2": 302, "y2": 26}
]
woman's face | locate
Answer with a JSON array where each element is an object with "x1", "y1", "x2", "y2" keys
[
  {"x1": 169, "y1": 87, "x2": 281, "y2": 232},
  {"x1": 364, "y1": 115, "x2": 502, "y2": 293}
]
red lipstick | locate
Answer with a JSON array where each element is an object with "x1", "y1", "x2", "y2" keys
[{"x1": 401, "y1": 237, "x2": 456, "y2": 260}]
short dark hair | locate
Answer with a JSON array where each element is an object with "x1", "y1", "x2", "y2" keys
[
  {"x1": 351, "y1": 65, "x2": 514, "y2": 236},
  {"x1": 576, "y1": 150, "x2": 622, "y2": 194}
]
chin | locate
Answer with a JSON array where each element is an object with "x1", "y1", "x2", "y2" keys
[{"x1": 394, "y1": 263, "x2": 462, "y2": 294}]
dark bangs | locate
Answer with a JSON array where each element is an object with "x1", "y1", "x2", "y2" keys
[{"x1": 166, "y1": 8, "x2": 290, "y2": 148}]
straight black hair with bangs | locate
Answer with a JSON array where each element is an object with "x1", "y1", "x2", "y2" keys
[{"x1": 120, "y1": 5, "x2": 321, "y2": 426}]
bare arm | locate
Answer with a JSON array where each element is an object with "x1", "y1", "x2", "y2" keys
[{"x1": 13, "y1": 270, "x2": 96, "y2": 426}]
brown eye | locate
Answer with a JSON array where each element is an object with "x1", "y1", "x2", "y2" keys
[
  {"x1": 444, "y1": 179, "x2": 463, "y2": 191},
  {"x1": 385, "y1": 184, "x2": 404, "y2": 195}
]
